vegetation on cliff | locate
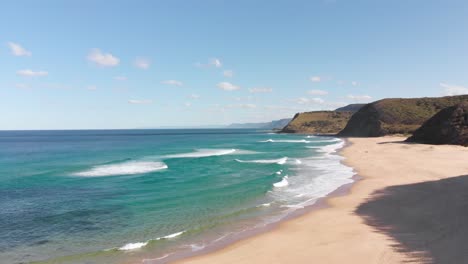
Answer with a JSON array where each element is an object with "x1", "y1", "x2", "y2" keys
[
  {"x1": 281, "y1": 111, "x2": 353, "y2": 134},
  {"x1": 338, "y1": 95, "x2": 468, "y2": 137},
  {"x1": 335, "y1": 104, "x2": 366, "y2": 112}
]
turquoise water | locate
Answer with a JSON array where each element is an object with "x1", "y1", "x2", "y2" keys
[{"x1": 0, "y1": 129, "x2": 354, "y2": 263}]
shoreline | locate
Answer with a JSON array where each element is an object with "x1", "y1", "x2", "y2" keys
[
  {"x1": 140, "y1": 138, "x2": 356, "y2": 264},
  {"x1": 147, "y1": 138, "x2": 358, "y2": 264},
  {"x1": 174, "y1": 137, "x2": 468, "y2": 264}
]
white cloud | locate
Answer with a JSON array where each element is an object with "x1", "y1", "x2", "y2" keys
[
  {"x1": 440, "y1": 83, "x2": 468, "y2": 96},
  {"x1": 249, "y1": 87, "x2": 272, "y2": 93},
  {"x1": 217, "y1": 82, "x2": 240, "y2": 91},
  {"x1": 308, "y1": 89, "x2": 328, "y2": 95},
  {"x1": 223, "y1": 70, "x2": 234, "y2": 77},
  {"x1": 115, "y1": 76, "x2": 127, "y2": 81},
  {"x1": 128, "y1": 99, "x2": 152, "y2": 104},
  {"x1": 87, "y1": 85, "x2": 97, "y2": 90},
  {"x1": 210, "y1": 58, "x2": 222, "y2": 68},
  {"x1": 87, "y1": 49, "x2": 119, "y2": 67},
  {"x1": 189, "y1": 94, "x2": 200, "y2": 99},
  {"x1": 7, "y1": 42, "x2": 31, "y2": 56},
  {"x1": 162, "y1": 80, "x2": 183, "y2": 86},
  {"x1": 184, "y1": 102, "x2": 192, "y2": 107},
  {"x1": 351, "y1": 81, "x2": 358, "y2": 86},
  {"x1": 196, "y1": 58, "x2": 222, "y2": 68},
  {"x1": 294, "y1": 97, "x2": 324, "y2": 105},
  {"x1": 15, "y1": 83, "x2": 30, "y2": 89},
  {"x1": 17, "y1": 69, "x2": 48, "y2": 77},
  {"x1": 347, "y1": 94, "x2": 372, "y2": 102},
  {"x1": 310, "y1": 76, "x2": 321, "y2": 82},
  {"x1": 134, "y1": 57, "x2": 151, "y2": 69}
]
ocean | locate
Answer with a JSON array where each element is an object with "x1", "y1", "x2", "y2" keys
[{"x1": 0, "y1": 129, "x2": 354, "y2": 263}]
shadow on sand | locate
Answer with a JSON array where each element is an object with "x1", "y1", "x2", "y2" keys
[{"x1": 356, "y1": 175, "x2": 468, "y2": 264}]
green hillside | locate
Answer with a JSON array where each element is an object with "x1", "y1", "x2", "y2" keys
[{"x1": 338, "y1": 95, "x2": 468, "y2": 137}]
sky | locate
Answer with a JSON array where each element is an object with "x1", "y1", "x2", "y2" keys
[{"x1": 1, "y1": 0, "x2": 468, "y2": 130}]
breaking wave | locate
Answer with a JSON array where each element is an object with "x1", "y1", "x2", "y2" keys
[{"x1": 74, "y1": 161, "x2": 168, "y2": 177}]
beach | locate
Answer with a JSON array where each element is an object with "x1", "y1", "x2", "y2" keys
[{"x1": 177, "y1": 137, "x2": 468, "y2": 264}]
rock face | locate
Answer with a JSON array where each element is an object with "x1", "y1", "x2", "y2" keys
[
  {"x1": 406, "y1": 103, "x2": 468, "y2": 146},
  {"x1": 281, "y1": 111, "x2": 353, "y2": 134},
  {"x1": 281, "y1": 104, "x2": 364, "y2": 134},
  {"x1": 338, "y1": 95, "x2": 468, "y2": 137}
]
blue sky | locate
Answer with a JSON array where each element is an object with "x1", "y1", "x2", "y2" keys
[{"x1": 1, "y1": 0, "x2": 468, "y2": 129}]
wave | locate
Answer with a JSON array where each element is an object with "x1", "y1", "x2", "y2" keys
[
  {"x1": 164, "y1": 149, "x2": 237, "y2": 158},
  {"x1": 276, "y1": 170, "x2": 283, "y2": 175},
  {"x1": 235, "y1": 157, "x2": 288, "y2": 165},
  {"x1": 267, "y1": 137, "x2": 354, "y2": 214},
  {"x1": 317, "y1": 140, "x2": 345, "y2": 154},
  {"x1": 259, "y1": 139, "x2": 311, "y2": 143},
  {"x1": 160, "y1": 231, "x2": 185, "y2": 239},
  {"x1": 118, "y1": 242, "x2": 148, "y2": 251},
  {"x1": 74, "y1": 161, "x2": 168, "y2": 177},
  {"x1": 273, "y1": 176, "x2": 289, "y2": 188},
  {"x1": 118, "y1": 231, "x2": 185, "y2": 251}
]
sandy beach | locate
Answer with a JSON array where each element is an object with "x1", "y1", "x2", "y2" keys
[{"x1": 177, "y1": 137, "x2": 468, "y2": 264}]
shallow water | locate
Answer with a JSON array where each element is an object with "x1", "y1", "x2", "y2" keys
[{"x1": 0, "y1": 129, "x2": 354, "y2": 263}]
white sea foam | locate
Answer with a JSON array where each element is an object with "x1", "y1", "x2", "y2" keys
[
  {"x1": 74, "y1": 161, "x2": 168, "y2": 177},
  {"x1": 276, "y1": 170, "x2": 282, "y2": 175},
  {"x1": 295, "y1": 159, "x2": 302, "y2": 164},
  {"x1": 267, "y1": 137, "x2": 354, "y2": 214},
  {"x1": 235, "y1": 157, "x2": 288, "y2": 165},
  {"x1": 119, "y1": 242, "x2": 148, "y2": 251},
  {"x1": 143, "y1": 254, "x2": 172, "y2": 263},
  {"x1": 190, "y1": 244, "x2": 206, "y2": 252},
  {"x1": 273, "y1": 176, "x2": 289, "y2": 188},
  {"x1": 260, "y1": 139, "x2": 310, "y2": 143},
  {"x1": 165, "y1": 149, "x2": 238, "y2": 158},
  {"x1": 281, "y1": 204, "x2": 304, "y2": 209},
  {"x1": 117, "y1": 231, "x2": 185, "y2": 251},
  {"x1": 158, "y1": 231, "x2": 185, "y2": 239},
  {"x1": 317, "y1": 140, "x2": 345, "y2": 154}
]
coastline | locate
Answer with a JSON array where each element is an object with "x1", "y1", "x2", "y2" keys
[
  {"x1": 140, "y1": 137, "x2": 355, "y2": 264},
  {"x1": 174, "y1": 136, "x2": 468, "y2": 264}
]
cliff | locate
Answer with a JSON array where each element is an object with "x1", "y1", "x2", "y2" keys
[
  {"x1": 281, "y1": 111, "x2": 353, "y2": 134},
  {"x1": 338, "y1": 95, "x2": 468, "y2": 137},
  {"x1": 406, "y1": 102, "x2": 468, "y2": 146}
]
